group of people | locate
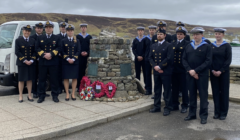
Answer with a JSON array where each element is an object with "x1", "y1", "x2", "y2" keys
[
  {"x1": 15, "y1": 20, "x2": 92, "y2": 103},
  {"x1": 132, "y1": 21, "x2": 232, "y2": 124}
]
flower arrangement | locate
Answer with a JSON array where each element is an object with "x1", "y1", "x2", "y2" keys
[
  {"x1": 79, "y1": 76, "x2": 91, "y2": 94},
  {"x1": 79, "y1": 86, "x2": 95, "y2": 101},
  {"x1": 91, "y1": 81, "x2": 106, "y2": 98},
  {"x1": 104, "y1": 82, "x2": 117, "y2": 98}
]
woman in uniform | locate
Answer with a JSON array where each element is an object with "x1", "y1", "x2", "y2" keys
[
  {"x1": 15, "y1": 25, "x2": 36, "y2": 103},
  {"x1": 210, "y1": 28, "x2": 232, "y2": 120},
  {"x1": 61, "y1": 24, "x2": 81, "y2": 101}
]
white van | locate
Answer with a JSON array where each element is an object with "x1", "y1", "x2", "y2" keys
[{"x1": 0, "y1": 21, "x2": 60, "y2": 88}]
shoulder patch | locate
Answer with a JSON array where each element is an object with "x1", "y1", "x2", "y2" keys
[{"x1": 41, "y1": 40, "x2": 44, "y2": 43}]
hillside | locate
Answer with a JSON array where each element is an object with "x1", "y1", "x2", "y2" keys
[{"x1": 0, "y1": 13, "x2": 240, "y2": 40}]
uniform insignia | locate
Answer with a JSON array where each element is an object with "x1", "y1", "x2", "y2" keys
[
  {"x1": 180, "y1": 47, "x2": 183, "y2": 49},
  {"x1": 63, "y1": 22, "x2": 66, "y2": 25},
  {"x1": 179, "y1": 27, "x2": 182, "y2": 30},
  {"x1": 46, "y1": 21, "x2": 50, "y2": 24},
  {"x1": 65, "y1": 44, "x2": 68, "y2": 46},
  {"x1": 53, "y1": 41, "x2": 56, "y2": 44},
  {"x1": 155, "y1": 40, "x2": 157, "y2": 42},
  {"x1": 27, "y1": 25, "x2": 30, "y2": 28},
  {"x1": 178, "y1": 22, "x2": 181, "y2": 24},
  {"x1": 41, "y1": 40, "x2": 44, "y2": 42},
  {"x1": 173, "y1": 47, "x2": 175, "y2": 49},
  {"x1": 160, "y1": 22, "x2": 163, "y2": 24},
  {"x1": 68, "y1": 25, "x2": 72, "y2": 28},
  {"x1": 153, "y1": 50, "x2": 155, "y2": 52},
  {"x1": 21, "y1": 46, "x2": 24, "y2": 48},
  {"x1": 173, "y1": 40, "x2": 175, "y2": 42},
  {"x1": 162, "y1": 63, "x2": 168, "y2": 66},
  {"x1": 39, "y1": 23, "x2": 42, "y2": 26}
]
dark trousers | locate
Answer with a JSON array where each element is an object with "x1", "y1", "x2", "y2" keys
[
  {"x1": 135, "y1": 59, "x2": 145, "y2": 81},
  {"x1": 210, "y1": 71, "x2": 230, "y2": 117},
  {"x1": 38, "y1": 65, "x2": 59, "y2": 98},
  {"x1": 154, "y1": 74, "x2": 172, "y2": 111},
  {"x1": 58, "y1": 58, "x2": 64, "y2": 92},
  {"x1": 77, "y1": 56, "x2": 88, "y2": 89},
  {"x1": 172, "y1": 73, "x2": 189, "y2": 109},
  {"x1": 187, "y1": 74, "x2": 209, "y2": 119},
  {"x1": 32, "y1": 61, "x2": 38, "y2": 95},
  {"x1": 144, "y1": 60, "x2": 152, "y2": 93}
]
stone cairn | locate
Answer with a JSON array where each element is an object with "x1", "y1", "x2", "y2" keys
[{"x1": 86, "y1": 30, "x2": 145, "y2": 102}]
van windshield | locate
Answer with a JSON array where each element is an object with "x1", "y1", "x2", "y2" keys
[{"x1": 0, "y1": 24, "x2": 18, "y2": 49}]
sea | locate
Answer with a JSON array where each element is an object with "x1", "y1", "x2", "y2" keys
[{"x1": 232, "y1": 47, "x2": 240, "y2": 65}]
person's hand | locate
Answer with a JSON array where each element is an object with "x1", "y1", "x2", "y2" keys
[
  {"x1": 137, "y1": 56, "x2": 143, "y2": 61},
  {"x1": 81, "y1": 51, "x2": 88, "y2": 57},
  {"x1": 189, "y1": 70, "x2": 196, "y2": 77},
  {"x1": 68, "y1": 59, "x2": 74, "y2": 64},
  {"x1": 158, "y1": 69, "x2": 164, "y2": 73},
  {"x1": 215, "y1": 71, "x2": 222, "y2": 77},
  {"x1": 44, "y1": 53, "x2": 52, "y2": 60},
  {"x1": 193, "y1": 74, "x2": 199, "y2": 80},
  {"x1": 28, "y1": 61, "x2": 33, "y2": 65},
  {"x1": 154, "y1": 66, "x2": 160, "y2": 71},
  {"x1": 24, "y1": 60, "x2": 30, "y2": 65}
]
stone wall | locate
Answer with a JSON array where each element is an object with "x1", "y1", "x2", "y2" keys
[
  {"x1": 230, "y1": 65, "x2": 240, "y2": 84},
  {"x1": 86, "y1": 36, "x2": 145, "y2": 102}
]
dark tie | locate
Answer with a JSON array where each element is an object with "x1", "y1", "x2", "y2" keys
[
  {"x1": 69, "y1": 39, "x2": 71, "y2": 42},
  {"x1": 177, "y1": 41, "x2": 180, "y2": 44},
  {"x1": 47, "y1": 35, "x2": 50, "y2": 39},
  {"x1": 25, "y1": 39, "x2": 28, "y2": 42}
]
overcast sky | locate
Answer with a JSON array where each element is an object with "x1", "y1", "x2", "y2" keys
[{"x1": 1, "y1": 0, "x2": 240, "y2": 27}]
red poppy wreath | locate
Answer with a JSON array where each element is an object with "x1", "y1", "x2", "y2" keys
[
  {"x1": 79, "y1": 76, "x2": 91, "y2": 93},
  {"x1": 104, "y1": 82, "x2": 117, "y2": 98},
  {"x1": 91, "y1": 81, "x2": 106, "y2": 98}
]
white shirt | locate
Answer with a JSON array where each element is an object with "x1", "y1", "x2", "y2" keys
[
  {"x1": 61, "y1": 32, "x2": 66, "y2": 37},
  {"x1": 178, "y1": 39, "x2": 184, "y2": 43},
  {"x1": 46, "y1": 34, "x2": 52, "y2": 38},
  {"x1": 158, "y1": 39, "x2": 165, "y2": 45},
  {"x1": 36, "y1": 33, "x2": 42, "y2": 36}
]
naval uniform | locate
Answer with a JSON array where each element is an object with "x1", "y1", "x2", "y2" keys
[
  {"x1": 202, "y1": 37, "x2": 211, "y2": 44},
  {"x1": 171, "y1": 34, "x2": 190, "y2": 42},
  {"x1": 35, "y1": 34, "x2": 61, "y2": 98},
  {"x1": 61, "y1": 37, "x2": 81, "y2": 79},
  {"x1": 148, "y1": 40, "x2": 174, "y2": 112},
  {"x1": 182, "y1": 40, "x2": 212, "y2": 120},
  {"x1": 76, "y1": 33, "x2": 92, "y2": 89},
  {"x1": 210, "y1": 41, "x2": 232, "y2": 118},
  {"x1": 15, "y1": 36, "x2": 37, "y2": 81},
  {"x1": 144, "y1": 35, "x2": 153, "y2": 94},
  {"x1": 171, "y1": 39, "x2": 189, "y2": 110},
  {"x1": 132, "y1": 36, "x2": 148, "y2": 81}
]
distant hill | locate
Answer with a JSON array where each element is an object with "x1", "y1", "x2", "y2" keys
[{"x1": 1, "y1": 13, "x2": 240, "y2": 40}]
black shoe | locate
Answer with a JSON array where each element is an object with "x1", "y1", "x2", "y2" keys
[
  {"x1": 201, "y1": 119, "x2": 207, "y2": 124},
  {"x1": 219, "y1": 116, "x2": 226, "y2": 120},
  {"x1": 52, "y1": 96, "x2": 59, "y2": 103},
  {"x1": 33, "y1": 94, "x2": 38, "y2": 98},
  {"x1": 163, "y1": 110, "x2": 170, "y2": 116},
  {"x1": 65, "y1": 98, "x2": 69, "y2": 101},
  {"x1": 149, "y1": 108, "x2": 161, "y2": 113},
  {"x1": 181, "y1": 108, "x2": 187, "y2": 113},
  {"x1": 213, "y1": 114, "x2": 220, "y2": 119},
  {"x1": 27, "y1": 97, "x2": 34, "y2": 102},
  {"x1": 71, "y1": 94, "x2": 76, "y2": 101},
  {"x1": 151, "y1": 96, "x2": 155, "y2": 99},
  {"x1": 171, "y1": 107, "x2": 179, "y2": 111},
  {"x1": 184, "y1": 116, "x2": 196, "y2": 121},
  {"x1": 18, "y1": 100, "x2": 23, "y2": 103},
  {"x1": 144, "y1": 91, "x2": 152, "y2": 95},
  {"x1": 37, "y1": 98, "x2": 45, "y2": 103}
]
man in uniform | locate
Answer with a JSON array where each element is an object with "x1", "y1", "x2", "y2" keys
[
  {"x1": 35, "y1": 20, "x2": 61, "y2": 103},
  {"x1": 132, "y1": 27, "x2": 148, "y2": 90},
  {"x1": 148, "y1": 29, "x2": 174, "y2": 116},
  {"x1": 171, "y1": 26, "x2": 189, "y2": 113},
  {"x1": 172, "y1": 21, "x2": 190, "y2": 42},
  {"x1": 57, "y1": 22, "x2": 68, "y2": 94},
  {"x1": 152, "y1": 21, "x2": 172, "y2": 44},
  {"x1": 182, "y1": 27, "x2": 212, "y2": 124},
  {"x1": 144, "y1": 25, "x2": 157, "y2": 95},
  {"x1": 30, "y1": 22, "x2": 50, "y2": 98},
  {"x1": 76, "y1": 23, "x2": 92, "y2": 92}
]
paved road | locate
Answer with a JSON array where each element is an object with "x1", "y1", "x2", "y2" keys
[{"x1": 50, "y1": 100, "x2": 240, "y2": 140}]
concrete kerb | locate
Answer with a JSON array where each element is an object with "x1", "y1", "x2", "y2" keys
[{"x1": 20, "y1": 100, "x2": 158, "y2": 140}]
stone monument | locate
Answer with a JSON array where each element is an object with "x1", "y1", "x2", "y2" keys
[{"x1": 86, "y1": 30, "x2": 145, "y2": 102}]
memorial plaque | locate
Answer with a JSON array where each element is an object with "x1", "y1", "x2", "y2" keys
[
  {"x1": 90, "y1": 50, "x2": 108, "y2": 58},
  {"x1": 87, "y1": 63, "x2": 98, "y2": 76},
  {"x1": 105, "y1": 44, "x2": 110, "y2": 50},
  {"x1": 120, "y1": 63, "x2": 132, "y2": 77}
]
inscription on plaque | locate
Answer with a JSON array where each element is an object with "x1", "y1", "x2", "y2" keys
[
  {"x1": 90, "y1": 50, "x2": 108, "y2": 58},
  {"x1": 120, "y1": 63, "x2": 132, "y2": 77},
  {"x1": 87, "y1": 63, "x2": 98, "y2": 76}
]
